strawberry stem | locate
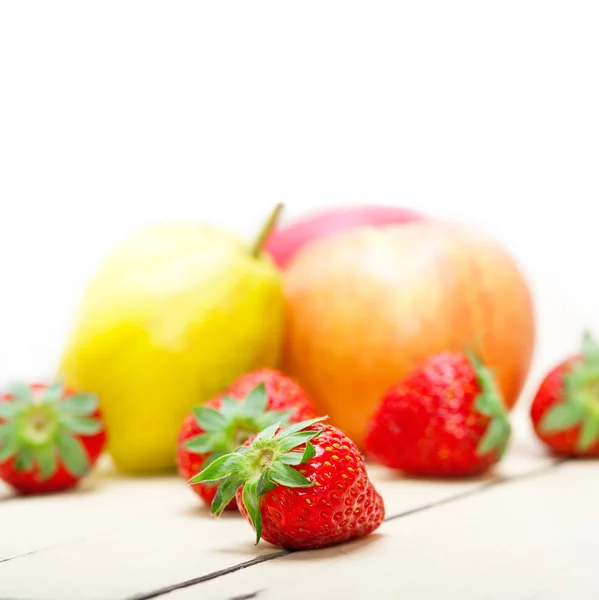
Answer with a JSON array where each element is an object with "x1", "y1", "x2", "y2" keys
[
  {"x1": 540, "y1": 331, "x2": 599, "y2": 452},
  {"x1": 184, "y1": 383, "x2": 295, "y2": 467},
  {"x1": 20, "y1": 406, "x2": 58, "y2": 446},
  {"x1": 0, "y1": 381, "x2": 102, "y2": 480},
  {"x1": 465, "y1": 349, "x2": 511, "y2": 458},
  {"x1": 189, "y1": 416, "x2": 327, "y2": 544}
]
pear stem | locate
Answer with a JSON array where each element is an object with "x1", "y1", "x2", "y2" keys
[{"x1": 250, "y1": 203, "x2": 284, "y2": 257}]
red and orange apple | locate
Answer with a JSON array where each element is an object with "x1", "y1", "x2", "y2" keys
[
  {"x1": 265, "y1": 204, "x2": 424, "y2": 269},
  {"x1": 281, "y1": 220, "x2": 535, "y2": 449}
]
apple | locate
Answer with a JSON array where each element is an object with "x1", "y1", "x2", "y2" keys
[
  {"x1": 264, "y1": 204, "x2": 424, "y2": 269},
  {"x1": 281, "y1": 220, "x2": 535, "y2": 450}
]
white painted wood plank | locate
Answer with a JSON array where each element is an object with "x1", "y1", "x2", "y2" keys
[
  {"x1": 0, "y1": 422, "x2": 555, "y2": 600},
  {"x1": 170, "y1": 459, "x2": 599, "y2": 600},
  {"x1": 0, "y1": 457, "x2": 198, "y2": 562}
]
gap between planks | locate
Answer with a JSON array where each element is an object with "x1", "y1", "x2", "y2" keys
[{"x1": 125, "y1": 457, "x2": 567, "y2": 600}]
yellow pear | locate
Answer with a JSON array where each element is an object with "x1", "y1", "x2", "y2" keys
[{"x1": 58, "y1": 206, "x2": 285, "y2": 474}]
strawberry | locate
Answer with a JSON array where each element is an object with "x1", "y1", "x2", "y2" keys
[
  {"x1": 190, "y1": 416, "x2": 385, "y2": 550},
  {"x1": 0, "y1": 381, "x2": 106, "y2": 494},
  {"x1": 225, "y1": 368, "x2": 318, "y2": 424},
  {"x1": 530, "y1": 332, "x2": 599, "y2": 456},
  {"x1": 364, "y1": 350, "x2": 511, "y2": 477},
  {"x1": 176, "y1": 368, "x2": 318, "y2": 510}
]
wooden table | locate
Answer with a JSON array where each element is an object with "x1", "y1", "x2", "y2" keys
[{"x1": 1, "y1": 412, "x2": 597, "y2": 600}]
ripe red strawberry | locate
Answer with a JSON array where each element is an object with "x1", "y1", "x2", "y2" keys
[
  {"x1": 364, "y1": 350, "x2": 511, "y2": 477},
  {"x1": 176, "y1": 368, "x2": 318, "y2": 511},
  {"x1": 190, "y1": 416, "x2": 385, "y2": 550},
  {"x1": 530, "y1": 332, "x2": 599, "y2": 456},
  {"x1": 225, "y1": 369, "x2": 319, "y2": 423},
  {"x1": 0, "y1": 381, "x2": 106, "y2": 494}
]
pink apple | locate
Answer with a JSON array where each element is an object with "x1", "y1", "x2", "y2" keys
[{"x1": 264, "y1": 204, "x2": 425, "y2": 269}]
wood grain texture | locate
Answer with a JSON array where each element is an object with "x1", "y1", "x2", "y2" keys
[
  {"x1": 0, "y1": 420, "x2": 563, "y2": 600},
  {"x1": 167, "y1": 460, "x2": 599, "y2": 600}
]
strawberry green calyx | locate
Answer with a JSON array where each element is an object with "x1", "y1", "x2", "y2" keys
[
  {"x1": 540, "y1": 331, "x2": 599, "y2": 452},
  {"x1": 189, "y1": 415, "x2": 327, "y2": 543},
  {"x1": 466, "y1": 349, "x2": 512, "y2": 458},
  {"x1": 184, "y1": 383, "x2": 295, "y2": 468},
  {"x1": 0, "y1": 382, "x2": 102, "y2": 480}
]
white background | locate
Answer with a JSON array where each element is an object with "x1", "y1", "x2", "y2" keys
[{"x1": 1, "y1": 2, "x2": 597, "y2": 414}]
